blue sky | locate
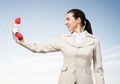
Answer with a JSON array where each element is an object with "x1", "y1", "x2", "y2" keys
[{"x1": 0, "y1": 0, "x2": 120, "y2": 84}]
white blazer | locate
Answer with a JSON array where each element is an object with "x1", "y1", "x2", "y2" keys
[{"x1": 16, "y1": 31, "x2": 105, "y2": 84}]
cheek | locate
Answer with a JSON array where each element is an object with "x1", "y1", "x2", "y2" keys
[
  {"x1": 69, "y1": 21, "x2": 74, "y2": 26},
  {"x1": 67, "y1": 20, "x2": 76, "y2": 29},
  {"x1": 71, "y1": 22, "x2": 77, "y2": 28}
]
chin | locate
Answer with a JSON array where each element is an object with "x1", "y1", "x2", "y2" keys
[
  {"x1": 68, "y1": 27, "x2": 73, "y2": 32},
  {"x1": 68, "y1": 29, "x2": 73, "y2": 32}
]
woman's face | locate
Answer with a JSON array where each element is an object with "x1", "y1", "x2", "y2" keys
[{"x1": 65, "y1": 13, "x2": 81, "y2": 32}]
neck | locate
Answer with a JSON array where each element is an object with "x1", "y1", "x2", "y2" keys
[{"x1": 74, "y1": 25, "x2": 84, "y2": 33}]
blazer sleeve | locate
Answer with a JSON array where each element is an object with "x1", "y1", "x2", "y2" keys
[
  {"x1": 16, "y1": 38, "x2": 61, "y2": 53},
  {"x1": 93, "y1": 38, "x2": 105, "y2": 84}
]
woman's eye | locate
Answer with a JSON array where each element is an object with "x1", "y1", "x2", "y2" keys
[{"x1": 67, "y1": 18, "x2": 70, "y2": 21}]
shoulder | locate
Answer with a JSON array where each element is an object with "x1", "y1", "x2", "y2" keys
[
  {"x1": 91, "y1": 35, "x2": 100, "y2": 45},
  {"x1": 86, "y1": 31, "x2": 100, "y2": 44},
  {"x1": 59, "y1": 32, "x2": 72, "y2": 38},
  {"x1": 61, "y1": 32, "x2": 72, "y2": 37},
  {"x1": 86, "y1": 31, "x2": 99, "y2": 39}
]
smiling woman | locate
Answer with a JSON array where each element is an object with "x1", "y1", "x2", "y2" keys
[
  {"x1": 65, "y1": 9, "x2": 92, "y2": 35},
  {"x1": 12, "y1": 9, "x2": 105, "y2": 84}
]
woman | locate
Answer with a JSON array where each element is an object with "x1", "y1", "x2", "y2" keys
[{"x1": 12, "y1": 9, "x2": 105, "y2": 84}]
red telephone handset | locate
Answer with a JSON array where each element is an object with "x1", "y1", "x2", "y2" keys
[
  {"x1": 15, "y1": 32, "x2": 23, "y2": 40},
  {"x1": 15, "y1": 17, "x2": 21, "y2": 24},
  {"x1": 13, "y1": 17, "x2": 24, "y2": 40}
]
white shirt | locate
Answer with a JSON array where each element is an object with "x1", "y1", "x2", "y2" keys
[{"x1": 73, "y1": 31, "x2": 87, "y2": 44}]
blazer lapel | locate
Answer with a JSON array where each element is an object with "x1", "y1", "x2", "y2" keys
[
  {"x1": 77, "y1": 37, "x2": 95, "y2": 48},
  {"x1": 63, "y1": 31, "x2": 95, "y2": 48},
  {"x1": 64, "y1": 34, "x2": 77, "y2": 47}
]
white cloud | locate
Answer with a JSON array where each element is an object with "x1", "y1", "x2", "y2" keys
[
  {"x1": 102, "y1": 44, "x2": 120, "y2": 84},
  {"x1": 105, "y1": 76, "x2": 120, "y2": 84},
  {"x1": 102, "y1": 44, "x2": 120, "y2": 68},
  {"x1": 0, "y1": 52, "x2": 63, "y2": 84}
]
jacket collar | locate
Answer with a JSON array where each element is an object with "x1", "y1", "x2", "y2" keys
[
  {"x1": 64, "y1": 30, "x2": 95, "y2": 38},
  {"x1": 62, "y1": 31, "x2": 95, "y2": 48}
]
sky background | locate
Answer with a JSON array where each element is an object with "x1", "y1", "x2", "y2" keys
[{"x1": 0, "y1": 0, "x2": 120, "y2": 84}]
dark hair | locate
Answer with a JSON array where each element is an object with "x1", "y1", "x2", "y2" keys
[{"x1": 67, "y1": 9, "x2": 93, "y2": 34}]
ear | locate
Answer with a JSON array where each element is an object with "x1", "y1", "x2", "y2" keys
[{"x1": 76, "y1": 17, "x2": 81, "y2": 24}]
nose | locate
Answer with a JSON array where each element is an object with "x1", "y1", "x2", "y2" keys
[{"x1": 65, "y1": 20, "x2": 68, "y2": 25}]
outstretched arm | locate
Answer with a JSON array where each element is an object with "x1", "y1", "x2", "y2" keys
[{"x1": 12, "y1": 17, "x2": 61, "y2": 53}]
